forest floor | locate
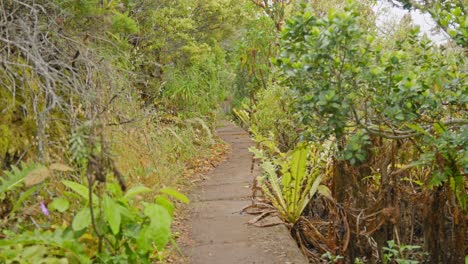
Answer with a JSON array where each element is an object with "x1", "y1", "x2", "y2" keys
[{"x1": 178, "y1": 121, "x2": 308, "y2": 264}]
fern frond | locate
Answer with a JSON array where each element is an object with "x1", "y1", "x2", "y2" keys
[{"x1": 0, "y1": 163, "x2": 39, "y2": 195}]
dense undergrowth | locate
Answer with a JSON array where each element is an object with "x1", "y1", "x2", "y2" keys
[
  {"x1": 1, "y1": 0, "x2": 466, "y2": 263},
  {"x1": 0, "y1": 0, "x2": 249, "y2": 262},
  {"x1": 235, "y1": 0, "x2": 467, "y2": 263}
]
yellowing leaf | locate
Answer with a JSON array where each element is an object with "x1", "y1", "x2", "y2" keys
[
  {"x1": 79, "y1": 233, "x2": 96, "y2": 243},
  {"x1": 24, "y1": 167, "x2": 50, "y2": 187},
  {"x1": 49, "y1": 163, "x2": 74, "y2": 172}
]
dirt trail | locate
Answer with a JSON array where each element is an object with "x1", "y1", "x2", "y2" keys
[{"x1": 184, "y1": 121, "x2": 308, "y2": 264}]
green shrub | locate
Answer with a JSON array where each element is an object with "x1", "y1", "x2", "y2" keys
[{"x1": 251, "y1": 84, "x2": 300, "y2": 152}]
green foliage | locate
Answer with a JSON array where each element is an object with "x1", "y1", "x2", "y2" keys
[
  {"x1": 161, "y1": 51, "x2": 232, "y2": 116},
  {"x1": 0, "y1": 163, "x2": 42, "y2": 219},
  {"x1": 159, "y1": 187, "x2": 190, "y2": 205},
  {"x1": 240, "y1": 0, "x2": 466, "y2": 262},
  {"x1": 321, "y1": 252, "x2": 344, "y2": 263},
  {"x1": 394, "y1": 0, "x2": 467, "y2": 48},
  {"x1": 0, "y1": 229, "x2": 89, "y2": 264},
  {"x1": 59, "y1": 180, "x2": 179, "y2": 261},
  {"x1": 111, "y1": 12, "x2": 139, "y2": 34},
  {"x1": 123, "y1": 185, "x2": 152, "y2": 199},
  {"x1": 276, "y1": 1, "x2": 467, "y2": 208},
  {"x1": 252, "y1": 84, "x2": 300, "y2": 152},
  {"x1": 0, "y1": 166, "x2": 67, "y2": 261},
  {"x1": 71, "y1": 207, "x2": 91, "y2": 232},
  {"x1": 0, "y1": 163, "x2": 38, "y2": 197},
  {"x1": 63, "y1": 180, "x2": 98, "y2": 205},
  {"x1": 276, "y1": 3, "x2": 368, "y2": 138},
  {"x1": 255, "y1": 143, "x2": 330, "y2": 224},
  {"x1": 0, "y1": 125, "x2": 12, "y2": 157},
  {"x1": 0, "y1": 162, "x2": 192, "y2": 263},
  {"x1": 127, "y1": 0, "x2": 246, "y2": 112},
  {"x1": 141, "y1": 203, "x2": 172, "y2": 251},
  {"x1": 234, "y1": 83, "x2": 300, "y2": 152},
  {"x1": 234, "y1": 15, "x2": 277, "y2": 101},
  {"x1": 49, "y1": 198, "x2": 70, "y2": 213},
  {"x1": 59, "y1": 0, "x2": 100, "y2": 19},
  {"x1": 383, "y1": 240, "x2": 426, "y2": 264},
  {"x1": 342, "y1": 129, "x2": 370, "y2": 165}
]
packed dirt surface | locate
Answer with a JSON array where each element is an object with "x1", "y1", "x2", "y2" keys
[{"x1": 183, "y1": 121, "x2": 308, "y2": 264}]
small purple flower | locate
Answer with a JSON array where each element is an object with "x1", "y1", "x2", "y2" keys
[{"x1": 40, "y1": 202, "x2": 50, "y2": 216}]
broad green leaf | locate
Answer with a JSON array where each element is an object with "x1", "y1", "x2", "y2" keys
[
  {"x1": 155, "y1": 195, "x2": 175, "y2": 216},
  {"x1": 49, "y1": 198, "x2": 70, "y2": 212},
  {"x1": 433, "y1": 123, "x2": 445, "y2": 134},
  {"x1": 107, "y1": 182, "x2": 123, "y2": 198},
  {"x1": 136, "y1": 223, "x2": 171, "y2": 252},
  {"x1": 72, "y1": 208, "x2": 91, "y2": 231},
  {"x1": 300, "y1": 173, "x2": 323, "y2": 214},
  {"x1": 143, "y1": 203, "x2": 172, "y2": 250},
  {"x1": 262, "y1": 161, "x2": 287, "y2": 212},
  {"x1": 62, "y1": 180, "x2": 98, "y2": 205},
  {"x1": 22, "y1": 245, "x2": 47, "y2": 260},
  {"x1": 151, "y1": 225, "x2": 171, "y2": 250},
  {"x1": 144, "y1": 203, "x2": 172, "y2": 228},
  {"x1": 124, "y1": 185, "x2": 152, "y2": 199},
  {"x1": 118, "y1": 204, "x2": 134, "y2": 220},
  {"x1": 103, "y1": 195, "x2": 121, "y2": 235},
  {"x1": 136, "y1": 226, "x2": 153, "y2": 253},
  {"x1": 287, "y1": 144, "x2": 308, "y2": 217},
  {"x1": 159, "y1": 187, "x2": 190, "y2": 204}
]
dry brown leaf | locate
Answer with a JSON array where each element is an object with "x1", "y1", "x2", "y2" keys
[
  {"x1": 49, "y1": 163, "x2": 75, "y2": 172},
  {"x1": 249, "y1": 213, "x2": 283, "y2": 227},
  {"x1": 247, "y1": 210, "x2": 278, "y2": 225},
  {"x1": 242, "y1": 202, "x2": 275, "y2": 215},
  {"x1": 25, "y1": 167, "x2": 50, "y2": 187}
]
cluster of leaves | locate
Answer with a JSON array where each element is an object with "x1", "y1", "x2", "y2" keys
[
  {"x1": 128, "y1": 0, "x2": 247, "y2": 116},
  {"x1": 276, "y1": 1, "x2": 466, "y2": 206},
  {"x1": 234, "y1": 14, "x2": 277, "y2": 104},
  {"x1": 382, "y1": 240, "x2": 427, "y2": 264},
  {"x1": 393, "y1": 0, "x2": 467, "y2": 48},
  {"x1": 0, "y1": 161, "x2": 189, "y2": 262},
  {"x1": 61, "y1": 181, "x2": 188, "y2": 262}
]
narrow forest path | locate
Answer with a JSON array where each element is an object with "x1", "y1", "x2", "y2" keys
[{"x1": 184, "y1": 121, "x2": 308, "y2": 264}]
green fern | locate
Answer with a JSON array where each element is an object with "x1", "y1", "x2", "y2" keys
[
  {"x1": 0, "y1": 163, "x2": 39, "y2": 196},
  {"x1": 256, "y1": 143, "x2": 331, "y2": 224}
]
